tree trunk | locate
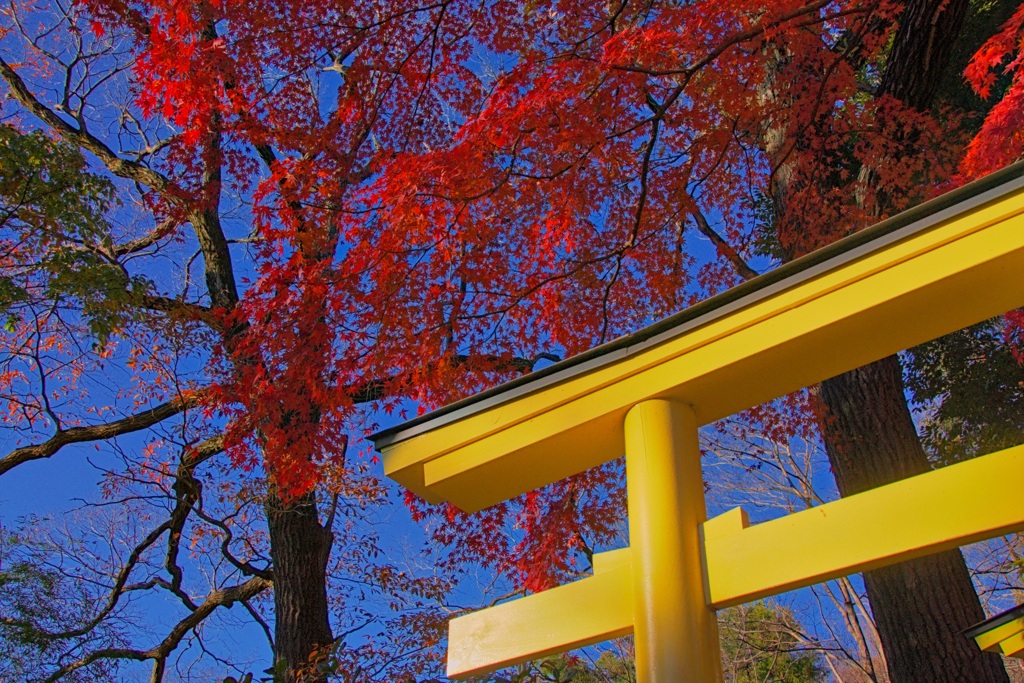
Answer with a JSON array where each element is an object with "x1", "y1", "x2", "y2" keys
[
  {"x1": 817, "y1": 356, "x2": 1008, "y2": 682},
  {"x1": 266, "y1": 491, "x2": 335, "y2": 683},
  {"x1": 814, "y1": 2, "x2": 1010, "y2": 681},
  {"x1": 877, "y1": 0, "x2": 968, "y2": 112}
]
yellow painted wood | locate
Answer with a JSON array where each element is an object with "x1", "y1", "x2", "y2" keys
[
  {"x1": 446, "y1": 443, "x2": 1023, "y2": 680},
  {"x1": 701, "y1": 507, "x2": 749, "y2": 541},
  {"x1": 702, "y1": 444, "x2": 1024, "y2": 608},
  {"x1": 974, "y1": 615, "x2": 1024, "y2": 652},
  {"x1": 384, "y1": 188, "x2": 1024, "y2": 511},
  {"x1": 625, "y1": 401, "x2": 723, "y2": 683},
  {"x1": 446, "y1": 549, "x2": 633, "y2": 679},
  {"x1": 1000, "y1": 631, "x2": 1024, "y2": 658},
  {"x1": 593, "y1": 546, "x2": 631, "y2": 574}
]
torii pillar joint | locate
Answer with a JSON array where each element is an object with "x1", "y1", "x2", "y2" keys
[{"x1": 625, "y1": 399, "x2": 723, "y2": 683}]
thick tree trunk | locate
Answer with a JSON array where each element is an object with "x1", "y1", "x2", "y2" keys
[
  {"x1": 266, "y1": 491, "x2": 335, "y2": 683},
  {"x1": 818, "y1": 356, "x2": 1008, "y2": 682},
  {"x1": 877, "y1": 0, "x2": 969, "y2": 111},
  {"x1": 815, "y1": 2, "x2": 1010, "y2": 681}
]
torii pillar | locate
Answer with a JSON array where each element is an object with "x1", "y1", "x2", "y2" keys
[
  {"x1": 625, "y1": 400, "x2": 721, "y2": 681},
  {"x1": 371, "y1": 163, "x2": 1024, "y2": 682}
]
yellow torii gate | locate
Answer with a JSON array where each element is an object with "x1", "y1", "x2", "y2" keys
[
  {"x1": 969, "y1": 604, "x2": 1024, "y2": 660},
  {"x1": 371, "y1": 163, "x2": 1024, "y2": 682}
]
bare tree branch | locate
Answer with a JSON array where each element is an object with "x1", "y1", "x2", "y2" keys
[
  {"x1": 0, "y1": 55, "x2": 239, "y2": 311},
  {"x1": 113, "y1": 219, "x2": 179, "y2": 257},
  {"x1": 0, "y1": 57, "x2": 175, "y2": 195},
  {"x1": 42, "y1": 576, "x2": 273, "y2": 683},
  {"x1": 688, "y1": 207, "x2": 760, "y2": 281},
  {"x1": 0, "y1": 392, "x2": 208, "y2": 476},
  {"x1": 184, "y1": 433, "x2": 226, "y2": 468},
  {"x1": 139, "y1": 294, "x2": 221, "y2": 328}
]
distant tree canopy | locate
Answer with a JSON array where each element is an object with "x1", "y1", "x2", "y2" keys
[
  {"x1": 0, "y1": 125, "x2": 141, "y2": 347},
  {"x1": 0, "y1": 523, "x2": 121, "y2": 683},
  {"x1": 906, "y1": 317, "x2": 1024, "y2": 465},
  {"x1": 719, "y1": 603, "x2": 823, "y2": 683}
]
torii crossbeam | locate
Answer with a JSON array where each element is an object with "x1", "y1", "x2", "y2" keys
[{"x1": 371, "y1": 163, "x2": 1024, "y2": 682}]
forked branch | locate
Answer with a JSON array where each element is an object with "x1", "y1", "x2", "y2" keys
[
  {"x1": 41, "y1": 575, "x2": 273, "y2": 683},
  {"x1": 0, "y1": 57, "x2": 175, "y2": 196}
]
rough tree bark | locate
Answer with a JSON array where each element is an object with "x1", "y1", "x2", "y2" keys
[
  {"x1": 816, "y1": 0, "x2": 1010, "y2": 680},
  {"x1": 819, "y1": 358, "x2": 1008, "y2": 682},
  {"x1": 266, "y1": 492, "x2": 335, "y2": 683}
]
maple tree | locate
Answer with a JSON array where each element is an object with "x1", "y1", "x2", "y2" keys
[
  {"x1": 0, "y1": 1, "x2": 533, "y2": 680},
  {"x1": 2, "y1": 0, "x2": 1024, "y2": 682}
]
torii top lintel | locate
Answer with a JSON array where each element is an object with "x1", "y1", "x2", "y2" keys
[{"x1": 370, "y1": 163, "x2": 1024, "y2": 514}]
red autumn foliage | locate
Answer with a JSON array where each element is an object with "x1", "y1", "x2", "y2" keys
[
  {"x1": 9, "y1": 0, "x2": 1022, "y2": 592},
  {"x1": 3, "y1": 0, "x2": 1023, "y2": 677},
  {"x1": 961, "y1": 4, "x2": 1024, "y2": 178}
]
